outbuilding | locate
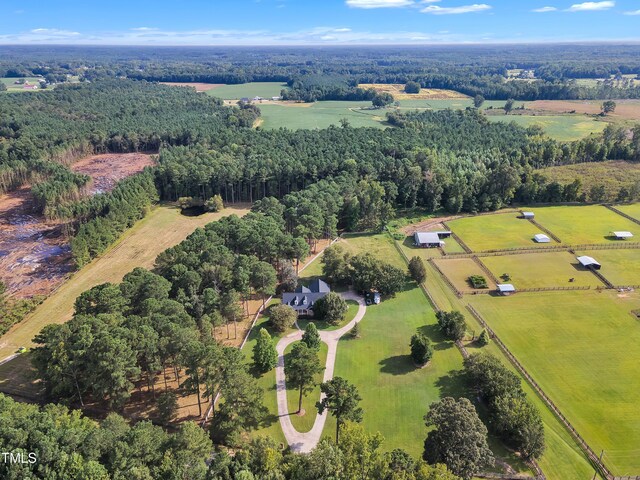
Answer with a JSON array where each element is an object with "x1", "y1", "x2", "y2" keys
[
  {"x1": 533, "y1": 233, "x2": 550, "y2": 243},
  {"x1": 497, "y1": 284, "x2": 516, "y2": 296},
  {"x1": 414, "y1": 232, "x2": 445, "y2": 248},
  {"x1": 577, "y1": 255, "x2": 601, "y2": 270},
  {"x1": 612, "y1": 231, "x2": 634, "y2": 240},
  {"x1": 522, "y1": 212, "x2": 535, "y2": 220}
]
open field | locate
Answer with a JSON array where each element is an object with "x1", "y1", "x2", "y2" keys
[
  {"x1": 531, "y1": 205, "x2": 639, "y2": 245},
  {"x1": 447, "y1": 213, "x2": 545, "y2": 252},
  {"x1": 0, "y1": 203, "x2": 250, "y2": 361},
  {"x1": 205, "y1": 82, "x2": 288, "y2": 99},
  {"x1": 160, "y1": 82, "x2": 223, "y2": 92},
  {"x1": 616, "y1": 203, "x2": 640, "y2": 221},
  {"x1": 71, "y1": 152, "x2": 156, "y2": 194},
  {"x1": 470, "y1": 290, "x2": 640, "y2": 475},
  {"x1": 538, "y1": 161, "x2": 640, "y2": 202},
  {"x1": 527, "y1": 99, "x2": 640, "y2": 122},
  {"x1": 575, "y1": 249, "x2": 640, "y2": 287},
  {"x1": 486, "y1": 114, "x2": 607, "y2": 142},
  {"x1": 357, "y1": 83, "x2": 468, "y2": 100},
  {"x1": 1, "y1": 77, "x2": 43, "y2": 92},
  {"x1": 479, "y1": 252, "x2": 605, "y2": 289},
  {"x1": 433, "y1": 257, "x2": 497, "y2": 292},
  {"x1": 257, "y1": 101, "x2": 388, "y2": 130}
]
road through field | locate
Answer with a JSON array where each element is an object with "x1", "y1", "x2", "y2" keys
[{"x1": 0, "y1": 203, "x2": 250, "y2": 361}]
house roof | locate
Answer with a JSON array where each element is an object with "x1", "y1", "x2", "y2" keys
[
  {"x1": 414, "y1": 232, "x2": 444, "y2": 244},
  {"x1": 612, "y1": 231, "x2": 634, "y2": 239},
  {"x1": 577, "y1": 256, "x2": 601, "y2": 267},
  {"x1": 282, "y1": 292, "x2": 327, "y2": 310},
  {"x1": 534, "y1": 234, "x2": 550, "y2": 242},
  {"x1": 497, "y1": 284, "x2": 516, "y2": 292}
]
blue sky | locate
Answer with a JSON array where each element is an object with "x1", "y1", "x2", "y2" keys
[{"x1": 0, "y1": 0, "x2": 639, "y2": 45}]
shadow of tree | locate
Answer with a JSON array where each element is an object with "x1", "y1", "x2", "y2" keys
[
  {"x1": 379, "y1": 354, "x2": 415, "y2": 375},
  {"x1": 418, "y1": 323, "x2": 453, "y2": 351},
  {"x1": 435, "y1": 369, "x2": 467, "y2": 399}
]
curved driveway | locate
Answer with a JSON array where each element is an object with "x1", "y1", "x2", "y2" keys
[{"x1": 275, "y1": 291, "x2": 366, "y2": 453}]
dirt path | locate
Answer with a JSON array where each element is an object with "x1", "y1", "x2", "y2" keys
[{"x1": 275, "y1": 291, "x2": 366, "y2": 453}]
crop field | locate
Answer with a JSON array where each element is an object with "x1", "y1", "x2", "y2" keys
[
  {"x1": 486, "y1": 114, "x2": 607, "y2": 142},
  {"x1": 1, "y1": 77, "x2": 43, "y2": 92},
  {"x1": 616, "y1": 203, "x2": 640, "y2": 221},
  {"x1": 257, "y1": 101, "x2": 388, "y2": 130},
  {"x1": 447, "y1": 212, "x2": 544, "y2": 252},
  {"x1": 433, "y1": 257, "x2": 497, "y2": 292},
  {"x1": 357, "y1": 83, "x2": 468, "y2": 100},
  {"x1": 530, "y1": 205, "x2": 638, "y2": 245},
  {"x1": 479, "y1": 252, "x2": 605, "y2": 289},
  {"x1": 470, "y1": 290, "x2": 640, "y2": 475},
  {"x1": 0, "y1": 204, "x2": 250, "y2": 361},
  {"x1": 575, "y1": 249, "x2": 640, "y2": 287},
  {"x1": 205, "y1": 82, "x2": 288, "y2": 99},
  {"x1": 527, "y1": 99, "x2": 640, "y2": 122}
]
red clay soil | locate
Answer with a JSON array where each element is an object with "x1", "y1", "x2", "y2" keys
[
  {"x1": 160, "y1": 82, "x2": 223, "y2": 92},
  {"x1": 0, "y1": 153, "x2": 157, "y2": 300}
]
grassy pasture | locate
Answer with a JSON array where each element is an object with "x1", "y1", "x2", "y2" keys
[
  {"x1": 447, "y1": 213, "x2": 543, "y2": 252},
  {"x1": 531, "y1": 205, "x2": 639, "y2": 245},
  {"x1": 576, "y1": 249, "x2": 640, "y2": 287},
  {"x1": 1, "y1": 77, "x2": 43, "y2": 92},
  {"x1": 340, "y1": 233, "x2": 407, "y2": 270},
  {"x1": 357, "y1": 83, "x2": 468, "y2": 101},
  {"x1": 470, "y1": 290, "x2": 640, "y2": 475},
  {"x1": 205, "y1": 82, "x2": 288, "y2": 99},
  {"x1": 433, "y1": 258, "x2": 497, "y2": 292},
  {"x1": 616, "y1": 203, "x2": 640, "y2": 221},
  {"x1": 486, "y1": 114, "x2": 607, "y2": 142},
  {"x1": 479, "y1": 252, "x2": 605, "y2": 289}
]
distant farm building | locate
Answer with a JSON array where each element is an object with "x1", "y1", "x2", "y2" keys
[
  {"x1": 612, "y1": 231, "x2": 634, "y2": 240},
  {"x1": 414, "y1": 232, "x2": 445, "y2": 248},
  {"x1": 23, "y1": 84, "x2": 38, "y2": 90},
  {"x1": 533, "y1": 234, "x2": 551, "y2": 243},
  {"x1": 271, "y1": 96, "x2": 281, "y2": 101},
  {"x1": 240, "y1": 97, "x2": 250, "y2": 103},
  {"x1": 522, "y1": 212, "x2": 535, "y2": 219},
  {"x1": 577, "y1": 256, "x2": 602, "y2": 270},
  {"x1": 497, "y1": 284, "x2": 516, "y2": 296},
  {"x1": 282, "y1": 279, "x2": 331, "y2": 316}
]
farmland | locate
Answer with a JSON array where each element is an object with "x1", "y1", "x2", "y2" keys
[
  {"x1": 486, "y1": 114, "x2": 607, "y2": 142},
  {"x1": 357, "y1": 83, "x2": 468, "y2": 101},
  {"x1": 616, "y1": 203, "x2": 640, "y2": 221},
  {"x1": 433, "y1": 257, "x2": 497, "y2": 292},
  {"x1": 0, "y1": 77, "x2": 43, "y2": 92},
  {"x1": 205, "y1": 81, "x2": 288, "y2": 100},
  {"x1": 257, "y1": 101, "x2": 387, "y2": 130},
  {"x1": 575, "y1": 249, "x2": 640, "y2": 287}
]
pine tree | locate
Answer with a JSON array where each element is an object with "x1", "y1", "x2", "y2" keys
[
  {"x1": 302, "y1": 323, "x2": 321, "y2": 350},
  {"x1": 253, "y1": 328, "x2": 278, "y2": 373}
]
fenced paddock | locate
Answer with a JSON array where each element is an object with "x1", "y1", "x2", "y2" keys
[
  {"x1": 611, "y1": 203, "x2": 640, "y2": 223},
  {"x1": 469, "y1": 290, "x2": 640, "y2": 476},
  {"x1": 432, "y1": 257, "x2": 497, "y2": 294}
]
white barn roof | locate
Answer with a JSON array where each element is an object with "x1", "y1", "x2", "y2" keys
[
  {"x1": 577, "y1": 256, "x2": 601, "y2": 268},
  {"x1": 497, "y1": 284, "x2": 516, "y2": 293},
  {"x1": 534, "y1": 234, "x2": 550, "y2": 243},
  {"x1": 522, "y1": 211, "x2": 535, "y2": 218},
  {"x1": 612, "y1": 231, "x2": 633, "y2": 239},
  {"x1": 414, "y1": 232, "x2": 443, "y2": 244}
]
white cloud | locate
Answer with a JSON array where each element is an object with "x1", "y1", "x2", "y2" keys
[
  {"x1": 623, "y1": 9, "x2": 640, "y2": 15},
  {"x1": 131, "y1": 27, "x2": 158, "y2": 31},
  {"x1": 333, "y1": 28, "x2": 352, "y2": 32},
  {"x1": 421, "y1": 3, "x2": 491, "y2": 14},
  {"x1": 532, "y1": 6, "x2": 557, "y2": 12},
  {"x1": 30, "y1": 28, "x2": 80, "y2": 36},
  {"x1": 567, "y1": 1, "x2": 614, "y2": 12},
  {"x1": 346, "y1": 0, "x2": 414, "y2": 8}
]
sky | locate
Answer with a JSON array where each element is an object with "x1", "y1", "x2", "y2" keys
[{"x1": 0, "y1": 0, "x2": 639, "y2": 45}]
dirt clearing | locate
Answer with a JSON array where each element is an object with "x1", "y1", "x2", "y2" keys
[
  {"x1": 358, "y1": 83, "x2": 468, "y2": 100},
  {"x1": 71, "y1": 152, "x2": 156, "y2": 194},
  {"x1": 528, "y1": 99, "x2": 640, "y2": 121},
  {"x1": 160, "y1": 82, "x2": 223, "y2": 92}
]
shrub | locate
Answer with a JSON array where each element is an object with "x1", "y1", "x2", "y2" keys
[
  {"x1": 410, "y1": 332, "x2": 433, "y2": 365},
  {"x1": 408, "y1": 256, "x2": 427, "y2": 284},
  {"x1": 478, "y1": 329, "x2": 490, "y2": 346},
  {"x1": 270, "y1": 304, "x2": 297, "y2": 333},
  {"x1": 468, "y1": 275, "x2": 488, "y2": 289},
  {"x1": 436, "y1": 311, "x2": 466, "y2": 341},
  {"x1": 405, "y1": 81, "x2": 421, "y2": 94}
]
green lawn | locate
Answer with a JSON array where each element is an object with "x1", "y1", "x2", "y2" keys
[
  {"x1": 447, "y1": 212, "x2": 543, "y2": 252},
  {"x1": 433, "y1": 258, "x2": 497, "y2": 292},
  {"x1": 298, "y1": 301, "x2": 360, "y2": 331},
  {"x1": 258, "y1": 101, "x2": 389, "y2": 130},
  {"x1": 479, "y1": 252, "x2": 605, "y2": 289},
  {"x1": 341, "y1": 233, "x2": 408, "y2": 270},
  {"x1": 1, "y1": 77, "x2": 43, "y2": 92},
  {"x1": 576, "y1": 249, "x2": 640, "y2": 287},
  {"x1": 470, "y1": 290, "x2": 640, "y2": 475},
  {"x1": 205, "y1": 82, "x2": 288, "y2": 99},
  {"x1": 530, "y1": 205, "x2": 639, "y2": 245},
  {"x1": 284, "y1": 341, "x2": 328, "y2": 433},
  {"x1": 616, "y1": 203, "x2": 640, "y2": 221},
  {"x1": 486, "y1": 114, "x2": 607, "y2": 142}
]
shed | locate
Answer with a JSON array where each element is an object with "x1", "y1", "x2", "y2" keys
[
  {"x1": 414, "y1": 232, "x2": 445, "y2": 248},
  {"x1": 612, "y1": 231, "x2": 634, "y2": 240},
  {"x1": 522, "y1": 212, "x2": 535, "y2": 219},
  {"x1": 577, "y1": 256, "x2": 601, "y2": 270},
  {"x1": 533, "y1": 234, "x2": 550, "y2": 243},
  {"x1": 434, "y1": 231, "x2": 452, "y2": 239},
  {"x1": 497, "y1": 284, "x2": 516, "y2": 296}
]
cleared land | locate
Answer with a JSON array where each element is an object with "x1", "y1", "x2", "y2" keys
[
  {"x1": 1, "y1": 77, "x2": 43, "y2": 92},
  {"x1": 447, "y1": 213, "x2": 545, "y2": 252},
  {"x1": 479, "y1": 252, "x2": 605, "y2": 289},
  {"x1": 538, "y1": 161, "x2": 640, "y2": 202},
  {"x1": 531, "y1": 205, "x2": 639, "y2": 245},
  {"x1": 433, "y1": 258, "x2": 497, "y2": 292},
  {"x1": 486, "y1": 114, "x2": 607, "y2": 142},
  {"x1": 160, "y1": 82, "x2": 223, "y2": 92},
  {"x1": 357, "y1": 83, "x2": 468, "y2": 100},
  {"x1": 616, "y1": 203, "x2": 640, "y2": 221},
  {"x1": 575, "y1": 249, "x2": 640, "y2": 287},
  {"x1": 470, "y1": 290, "x2": 640, "y2": 475},
  {"x1": 527, "y1": 99, "x2": 640, "y2": 121},
  {"x1": 71, "y1": 152, "x2": 156, "y2": 194},
  {"x1": 0, "y1": 203, "x2": 250, "y2": 361},
  {"x1": 205, "y1": 82, "x2": 288, "y2": 99}
]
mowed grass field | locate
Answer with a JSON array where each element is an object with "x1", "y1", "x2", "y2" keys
[
  {"x1": 205, "y1": 82, "x2": 288, "y2": 99},
  {"x1": 433, "y1": 258, "x2": 497, "y2": 291},
  {"x1": 576, "y1": 249, "x2": 640, "y2": 287},
  {"x1": 447, "y1": 212, "x2": 543, "y2": 252},
  {"x1": 1, "y1": 77, "x2": 43, "y2": 92},
  {"x1": 616, "y1": 203, "x2": 640, "y2": 221},
  {"x1": 0, "y1": 203, "x2": 250, "y2": 361},
  {"x1": 258, "y1": 101, "x2": 388, "y2": 130},
  {"x1": 470, "y1": 290, "x2": 640, "y2": 475},
  {"x1": 479, "y1": 252, "x2": 605, "y2": 289},
  {"x1": 531, "y1": 205, "x2": 639, "y2": 245},
  {"x1": 486, "y1": 114, "x2": 607, "y2": 142}
]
